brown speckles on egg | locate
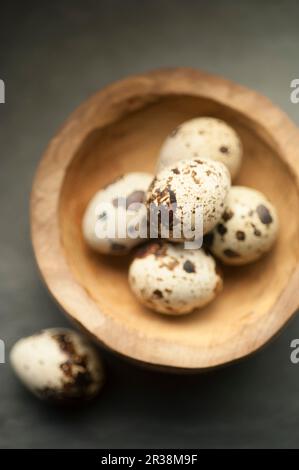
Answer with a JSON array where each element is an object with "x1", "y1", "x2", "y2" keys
[
  {"x1": 129, "y1": 243, "x2": 222, "y2": 315},
  {"x1": 159, "y1": 257, "x2": 179, "y2": 271},
  {"x1": 217, "y1": 223, "x2": 227, "y2": 236},
  {"x1": 153, "y1": 289, "x2": 163, "y2": 298},
  {"x1": 219, "y1": 145, "x2": 229, "y2": 154},
  {"x1": 223, "y1": 248, "x2": 240, "y2": 258},
  {"x1": 146, "y1": 159, "x2": 231, "y2": 237},
  {"x1": 60, "y1": 361, "x2": 73, "y2": 378},
  {"x1": 97, "y1": 211, "x2": 107, "y2": 221},
  {"x1": 210, "y1": 187, "x2": 278, "y2": 265},
  {"x1": 172, "y1": 168, "x2": 180, "y2": 175},
  {"x1": 222, "y1": 209, "x2": 234, "y2": 221},
  {"x1": 53, "y1": 333, "x2": 76, "y2": 356},
  {"x1": 10, "y1": 329, "x2": 105, "y2": 403},
  {"x1": 83, "y1": 172, "x2": 153, "y2": 255},
  {"x1": 256, "y1": 204, "x2": 273, "y2": 225},
  {"x1": 203, "y1": 232, "x2": 214, "y2": 248},
  {"x1": 191, "y1": 169, "x2": 201, "y2": 185},
  {"x1": 236, "y1": 230, "x2": 246, "y2": 241},
  {"x1": 183, "y1": 260, "x2": 196, "y2": 273},
  {"x1": 168, "y1": 186, "x2": 177, "y2": 204}
]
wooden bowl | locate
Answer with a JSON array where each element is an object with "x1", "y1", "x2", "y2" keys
[{"x1": 31, "y1": 68, "x2": 299, "y2": 371}]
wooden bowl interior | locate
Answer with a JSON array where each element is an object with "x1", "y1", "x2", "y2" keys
[{"x1": 59, "y1": 95, "x2": 299, "y2": 354}]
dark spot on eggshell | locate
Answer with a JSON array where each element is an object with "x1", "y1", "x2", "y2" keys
[
  {"x1": 219, "y1": 146, "x2": 229, "y2": 154},
  {"x1": 256, "y1": 205, "x2": 273, "y2": 224},
  {"x1": 97, "y1": 211, "x2": 107, "y2": 221},
  {"x1": 172, "y1": 168, "x2": 180, "y2": 175},
  {"x1": 194, "y1": 159, "x2": 203, "y2": 164},
  {"x1": 203, "y1": 232, "x2": 214, "y2": 248},
  {"x1": 236, "y1": 230, "x2": 246, "y2": 241},
  {"x1": 223, "y1": 248, "x2": 240, "y2": 258},
  {"x1": 153, "y1": 289, "x2": 163, "y2": 298},
  {"x1": 254, "y1": 228, "x2": 262, "y2": 237},
  {"x1": 222, "y1": 209, "x2": 234, "y2": 221},
  {"x1": 217, "y1": 223, "x2": 227, "y2": 236},
  {"x1": 53, "y1": 333, "x2": 76, "y2": 356},
  {"x1": 183, "y1": 260, "x2": 196, "y2": 273},
  {"x1": 168, "y1": 186, "x2": 177, "y2": 204},
  {"x1": 191, "y1": 170, "x2": 201, "y2": 185}
]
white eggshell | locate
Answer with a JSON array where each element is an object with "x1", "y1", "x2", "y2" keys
[
  {"x1": 129, "y1": 242, "x2": 222, "y2": 315},
  {"x1": 158, "y1": 117, "x2": 243, "y2": 179},
  {"x1": 10, "y1": 328, "x2": 105, "y2": 403},
  {"x1": 208, "y1": 186, "x2": 279, "y2": 265},
  {"x1": 82, "y1": 172, "x2": 153, "y2": 255},
  {"x1": 147, "y1": 159, "x2": 231, "y2": 239}
]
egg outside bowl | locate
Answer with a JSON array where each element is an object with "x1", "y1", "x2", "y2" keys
[{"x1": 31, "y1": 68, "x2": 299, "y2": 371}]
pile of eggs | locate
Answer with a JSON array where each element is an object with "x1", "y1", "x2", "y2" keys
[
  {"x1": 83, "y1": 117, "x2": 279, "y2": 316},
  {"x1": 10, "y1": 117, "x2": 279, "y2": 404}
]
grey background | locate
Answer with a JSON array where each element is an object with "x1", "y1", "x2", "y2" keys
[{"x1": 1, "y1": 0, "x2": 299, "y2": 449}]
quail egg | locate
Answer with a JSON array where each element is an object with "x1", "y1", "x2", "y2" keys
[
  {"x1": 10, "y1": 328, "x2": 105, "y2": 404},
  {"x1": 129, "y1": 242, "x2": 222, "y2": 315},
  {"x1": 206, "y1": 186, "x2": 279, "y2": 265},
  {"x1": 158, "y1": 117, "x2": 243, "y2": 179},
  {"x1": 82, "y1": 172, "x2": 153, "y2": 255},
  {"x1": 146, "y1": 159, "x2": 231, "y2": 240}
]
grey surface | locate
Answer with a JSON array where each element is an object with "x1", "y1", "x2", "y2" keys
[{"x1": 1, "y1": 0, "x2": 299, "y2": 449}]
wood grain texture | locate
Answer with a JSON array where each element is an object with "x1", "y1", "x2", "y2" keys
[{"x1": 31, "y1": 67, "x2": 299, "y2": 370}]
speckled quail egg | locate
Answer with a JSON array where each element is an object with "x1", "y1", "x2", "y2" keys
[
  {"x1": 129, "y1": 242, "x2": 222, "y2": 315},
  {"x1": 10, "y1": 328, "x2": 105, "y2": 404},
  {"x1": 158, "y1": 117, "x2": 243, "y2": 179},
  {"x1": 206, "y1": 186, "x2": 279, "y2": 265},
  {"x1": 82, "y1": 172, "x2": 153, "y2": 255},
  {"x1": 147, "y1": 159, "x2": 231, "y2": 240}
]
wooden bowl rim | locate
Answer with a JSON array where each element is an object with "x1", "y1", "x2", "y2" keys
[{"x1": 30, "y1": 67, "x2": 299, "y2": 370}]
